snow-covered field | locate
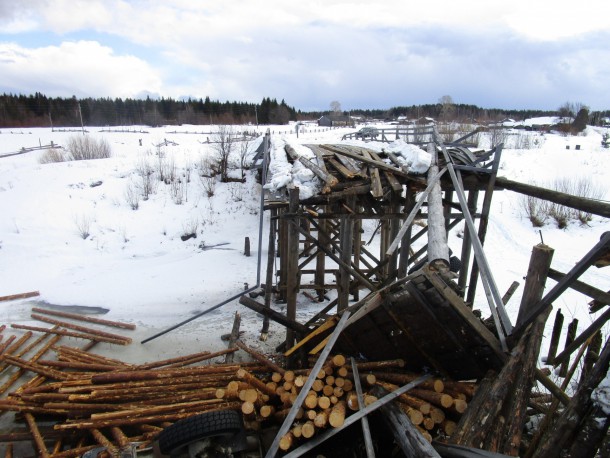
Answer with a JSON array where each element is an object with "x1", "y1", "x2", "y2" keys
[{"x1": 0, "y1": 122, "x2": 609, "y2": 373}]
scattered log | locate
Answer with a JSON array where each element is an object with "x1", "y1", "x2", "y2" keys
[
  {"x1": 31, "y1": 307, "x2": 136, "y2": 330},
  {"x1": 235, "y1": 340, "x2": 285, "y2": 375},
  {"x1": 11, "y1": 323, "x2": 128, "y2": 345},
  {"x1": 24, "y1": 412, "x2": 50, "y2": 458},
  {"x1": 30, "y1": 313, "x2": 132, "y2": 344},
  {"x1": 0, "y1": 291, "x2": 40, "y2": 302}
]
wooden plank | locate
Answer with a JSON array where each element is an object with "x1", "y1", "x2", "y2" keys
[
  {"x1": 285, "y1": 145, "x2": 338, "y2": 192},
  {"x1": 284, "y1": 317, "x2": 337, "y2": 357},
  {"x1": 327, "y1": 157, "x2": 356, "y2": 179},
  {"x1": 321, "y1": 144, "x2": 409, "y2": 177},
  {"x1": 422, "y1": 267, "x2": 505, "y2": 360}
]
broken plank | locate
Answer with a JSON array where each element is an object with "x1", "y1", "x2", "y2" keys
[
  {"x1": 285, "y1": 144, "x2": 338, "y2": 192},
  {"x1": 327, "y1": 157, "x2": 356, "y2": 179},
  {"x1": 284, "y1": 316, "x2": 338, "y2": 357},
  {"x1": 321, "y1": 144, "x2": 409, "y2": 177}
]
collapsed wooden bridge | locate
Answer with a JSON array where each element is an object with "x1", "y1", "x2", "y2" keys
[{"x1": 241, "y1": 125, "x2": 610, "y2": 456}]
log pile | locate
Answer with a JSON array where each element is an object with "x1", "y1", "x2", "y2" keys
[{"x1": 0, "y1": 312, "x2": 477, "y2": 456}]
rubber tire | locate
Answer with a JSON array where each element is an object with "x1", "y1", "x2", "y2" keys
[{"x1": 157, "y1": 410, "x2": 244, "y2": 455}]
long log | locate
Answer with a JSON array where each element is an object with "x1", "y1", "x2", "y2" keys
[
  {"x1": 11, "y1": 323, "x2": 127, "y2": 345},
  {"x1": 0, "y1": 291, "x2": 40, "y2": 302},
  {"x1": 91, "y1": 364, "x2": 243, "y2": 384},
  {"x1": 31, "y1": 307, "x2": 136, "y2": 330},
  {"x1": 24, "y1": 413, "x2": 50, "y2": 458},
  {"x1": 495, "y1": 176, "x2": 610, "y2": 218},
  {"x1": 30, "y1": 313, "x2": 132, "y2": 344}
]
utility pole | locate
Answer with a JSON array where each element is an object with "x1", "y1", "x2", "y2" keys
[
  {"x1": 255, "y1": 105, "x2": 259, "y2": 128},
  {"x1": 48, "y1": 112, "x2": 54, "y2": 132}
]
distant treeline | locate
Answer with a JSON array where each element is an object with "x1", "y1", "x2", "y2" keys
[
  {"x1": 1, "y1": 93, "x2": 609, "y2": 128},
  {"x1": 317, "y1": 104, "x2": 610, "y2": 125},
  {"x1": 0, "y1": 93, "x2": 298, "y2": 128}
]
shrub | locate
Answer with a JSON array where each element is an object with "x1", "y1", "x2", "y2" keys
[
  {"x1": 124, "y1": 182, "x2": 140, "y2": 210},
  {"x1": 135, "y1": 158, "x2": 157, "y2": 200},
  {"x1": 522, "y1": 177, "x2": 605, "y2": 228},
  {"x1": 39, "y1": 148, "x2": 67, "y2": 164},
  {"x1": 521, "y1": 195, "x2": 548, "y2": 227},
  {"x1": 66, "y1": 135, "x2": 112, "y2": 160},
  {"x1": 74, "y1": 214, "x2": 92, "y2": 239}
]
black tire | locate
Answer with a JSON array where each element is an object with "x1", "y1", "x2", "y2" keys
[{"x1": 157, "y1": 410, "x2": 244, "y2": 455}]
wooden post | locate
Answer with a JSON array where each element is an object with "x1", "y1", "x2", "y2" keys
[
  {"x1": 398, "y1": 185, "x2": 416, "y2": 277},
  {"x1": 278, "y1": 207, "x2": 288, "y2": 302},
  {"x1": 338, "y1": 197, "x2": 355, "y2": 312},
  {"x1": 466, "y1": 144, "x2": 502, "y2": 303},
  {"x1": 558, "y1": 319, "x2": 578, "y2": 378},
  {"x1": 244, "y1": 237, "x2": 250, "y2": 257},
  {"x1": 286, "y1": 187, "x2": 300, "y2": 350},
  {"x1": 516, "y1": 243, "x2": 554, "y2": 328},
  {"x1": 262, "y1": 209, "x2": 277, "y2": 338},
  {"x1": 353, "y1": 216, "x2": 362, "y2": 301},
  {"x1": 426, "y1": 143, "x2": 449, "y2": 269},
  {"x1": 315, "y1": 207, "x2": 329, "y2": 302},
  {"x1": 546, "y1": 309, "x2": 564, "y2": 363},
  {"x1": 225, "y1": 312, "x2": 241, "y2": 364},
  {"x1": 459, "y1": 189, "x2": 478, "y2": 294}
]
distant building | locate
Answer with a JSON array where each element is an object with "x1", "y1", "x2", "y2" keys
[{"x1": 318, "y1": 114, "x2": 355, "y2": 127}]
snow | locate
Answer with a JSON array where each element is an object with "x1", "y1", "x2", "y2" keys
[
  {"x1": 1, "y1": 121, "x2": 610, "y2": 387},
  {"x1": 592, "y1": 372, "x2": 610, "y2": 415}
]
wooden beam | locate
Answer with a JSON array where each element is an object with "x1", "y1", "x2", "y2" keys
[
  {"x1": 547, "y1": 268, "x2": 610, "y2": 306},
  {"x1": 495, "y1": 176, "x2": 610, "y2": 219},
  {"x1": 238, "y1": 295, "x2": 309, "y2": 335}
]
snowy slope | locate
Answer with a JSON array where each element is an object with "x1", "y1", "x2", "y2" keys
[{"x1": 0, "y1": 123, "x2": 609, "y2": 371}]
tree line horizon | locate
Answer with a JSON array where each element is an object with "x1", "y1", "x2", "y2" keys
[{"x1": 1, "y1": 92, "x2": 608, "y2": 128}]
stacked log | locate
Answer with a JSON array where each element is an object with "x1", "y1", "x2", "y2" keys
[{"x1": 1, "y1": 317, "x2": 478, "y2": 455}]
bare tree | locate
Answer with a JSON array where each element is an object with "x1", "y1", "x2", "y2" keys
[
  {"x1": 238, "y1": 138, "x2": 251, "y2": 181},
  {"x1": 213, "y1": 125, "x2": 236, "y2": 182},
  {"x1": 330, "y1": 100, "x2": 342, "y2": 113},
  {"x1": 438, "y1": 95, "x2": 455, "y2": 122}
]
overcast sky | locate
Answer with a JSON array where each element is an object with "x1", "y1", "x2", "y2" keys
[{"x1": 1, "y1": 0, "x2": 609, "y2": 112}]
